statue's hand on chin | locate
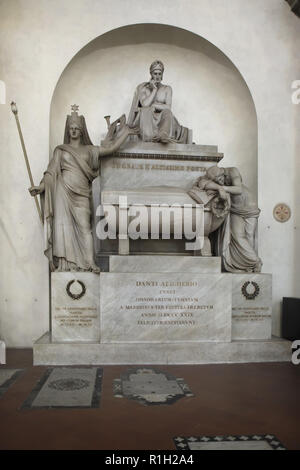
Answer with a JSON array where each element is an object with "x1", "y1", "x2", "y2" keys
[{"x1": 148, "y1": 79, "x2": 157, "y2": 91}]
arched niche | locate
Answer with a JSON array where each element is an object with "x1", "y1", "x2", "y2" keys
[{"x1": 50, "y1": 23, "x2": 258, "y2": 197}]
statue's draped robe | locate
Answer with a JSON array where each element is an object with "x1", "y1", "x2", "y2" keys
[
  {"x1": 190, "y1": 179, "x2": 261, "y2": 272},
  {"x1": 128, "y1": 82, "x2": 189, "y2": 143},
  {"x1": 41, "y1": 144, "x2": 99, "y2": 271}
]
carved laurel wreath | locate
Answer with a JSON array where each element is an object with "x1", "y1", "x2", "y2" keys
[
  {"x1": 241, "y1": 281, "x2": 260, "y2": 300},
  {"x1": 66, "y1": 280, "x2": 86, "y2": 300},
  {"x1": 211, "y1": 196, "x2": 230, "y2": 218}
]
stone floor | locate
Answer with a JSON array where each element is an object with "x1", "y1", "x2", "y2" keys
[{"x1": 0, "y1": 349, "x2": 300, "y2": 450}]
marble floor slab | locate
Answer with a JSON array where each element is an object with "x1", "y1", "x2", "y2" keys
[
  {"x1": 0, "y1": 369, "x2": 23, "y2": 398},
  {"x1": 113, "y1": 367, "x2": 193, "y2": 405},
  {"x1": 174, "y1": 434, "x2": 286, "y2": 450},
  {"x1": 21, "y1": 367, "x2": 102, "y2": 408}
]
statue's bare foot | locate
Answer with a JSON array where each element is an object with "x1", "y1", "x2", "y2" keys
[
  {"x1": 158, "y1": 132, "x2": 170, "y2": 144},
  {"x1": 90, "y1": 264, "x2": 100, "y2": 274}
]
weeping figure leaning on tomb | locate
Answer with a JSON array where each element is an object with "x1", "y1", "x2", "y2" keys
[
  {"x1": 128, "y1": 60, "x2": 189, "y2": 144},
  {"x1": 190, "y1": 166, "x2": 262, "y2": 273},
  {"x1": 29, "y1": 107, "x2": 136, "y2": 273}
]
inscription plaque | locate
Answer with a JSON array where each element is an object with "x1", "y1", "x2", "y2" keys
[
  {"x1": 100, "y1": 272, "x2": 232, "y2": 343},
  {"x1": 232, "y1": 274, "x2": 272, "y2": 340},
  {"x1": 52, "y1": 272, "x2": 100, "y2": 342}
]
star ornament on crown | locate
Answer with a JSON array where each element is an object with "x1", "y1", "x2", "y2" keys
[
  {"x1": 69, "y1": 104, "x2": 82, "y2": 127},
  {"x1": 63, "y1": 104, "x2": 93, "y2": 145}
]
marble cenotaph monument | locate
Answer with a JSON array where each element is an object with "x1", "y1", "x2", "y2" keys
[{"x1": 31, "y1": 61, "x2": 290, "y2": 364}]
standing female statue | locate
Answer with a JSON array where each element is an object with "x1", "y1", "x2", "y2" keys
[
  {"x1": 128, "y1": 60, "x2": 190, "y2": 143},
  {"x1": 29, "y1": 106, "x2": 135, "y2": 273}
]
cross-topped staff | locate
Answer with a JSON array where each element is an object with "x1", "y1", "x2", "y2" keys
[{"x1": 11, "y1": 102, "x2": 43, "y2": 224}]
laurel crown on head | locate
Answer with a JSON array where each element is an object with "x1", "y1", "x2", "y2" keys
[{"x1": 150, "y1": 60, "x2": 164, "y2": 74}]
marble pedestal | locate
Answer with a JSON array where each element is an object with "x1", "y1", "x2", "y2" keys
[
  {"x1": 0, "y1": 341, "x2": 5, "y2": 364},
  {"x1": 34, "y1": 256, "x2": 290, "y2": 365},
  {"x1": 34, "y1": 333, "x2": 291, "y2": 365},
  {"x1": 51, "y1": 272, "x2": 100, "y2": 342},
  {"x1": 232, "y1": 273, "x2": 272, "y2": 340}
]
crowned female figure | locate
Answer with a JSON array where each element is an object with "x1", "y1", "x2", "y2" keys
[{"x1": 29, "y1": 106, "x2": 135, "y2": 273}]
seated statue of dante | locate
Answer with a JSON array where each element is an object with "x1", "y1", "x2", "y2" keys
[{"x1": 128, "y1": 60, "x2": 190, "y2": 144}]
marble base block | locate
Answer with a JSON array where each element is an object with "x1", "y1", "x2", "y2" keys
[
  {"x1": 51, "y1": 272, "x2": 100, "y2": 343},
  {"x1": 232, "y1": 273, "x2": 272, "y2": 340},
  {"x1": 100, "y1": 272, "x2": 232, "y2": 342},
  {"x1": 109, "y1": 255, "x2": 221, "y2": 273},
  {"x1": 0, "y1": 341, "x2": 6, "y2": 364},
  {"x1": 33, "y1": 333, "x2": 291, "y2": 365},
  {"x1": 100, "y1": 142, "x2": 223, "y2": 192}
]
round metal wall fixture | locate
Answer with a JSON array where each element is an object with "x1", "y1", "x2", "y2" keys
[{"x1": 273, "y1": 203, "x2": 291, "y2": 223}]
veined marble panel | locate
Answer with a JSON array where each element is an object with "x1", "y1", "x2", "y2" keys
[
  {"x1": 109, "y1": 255, "x2": 221, "y2": 273},
  {"x1": 232, "y1": 274, "x2": 272, "y2": 340},
  {"x1": 100, "y1": 272, "x2": 232, "y2": 343},
  {"x1": 51, "y1": 273, "x2": 100, "y2": 343}
]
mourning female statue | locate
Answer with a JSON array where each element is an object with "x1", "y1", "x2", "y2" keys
[
  {"x1": 128, "y1": 60, "x2": 190, "y2": 144},
  {"x1": 190, "y1": 166, "x2": 262, "y2": 273},
  {"x1": 29, "y1": 106, "x2": 136, "y2": 273}
]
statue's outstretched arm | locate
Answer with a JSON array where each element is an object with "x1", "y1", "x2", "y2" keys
[{"x1": 98, "y1": 125, "x2": 137, "y2": 157}]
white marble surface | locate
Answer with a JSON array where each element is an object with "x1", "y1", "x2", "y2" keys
[
  {"x1": 100, "y1": 157, "x2": 218, "y2": 192},
  {"x1": 0, "y1": 341, "x2": 5, "y2": 364},
  {"x1": 232, "y1": 274, "x2": 272, "y2": 340},
  {"x1": 118, "y1": 141, "x2": 219, "y2": 155},
  {"x1": 100, "y1": 272, "x2": 232, "y2": 343},
  {"x1": 109, "y1": 255, "x2": 221, "y2": 273},
  {"x1": 33, "y1": 333, "x2": 291, "y2": 365},
  {"x1": 51, "y1": 273, "x2": 100, "y2": 343},
  {"x1": 101, "y1": 187, "x2": 198, "y2": 205},
  {"x1": 99, "y1": 190, "x2": 204, "y2": 243}
]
